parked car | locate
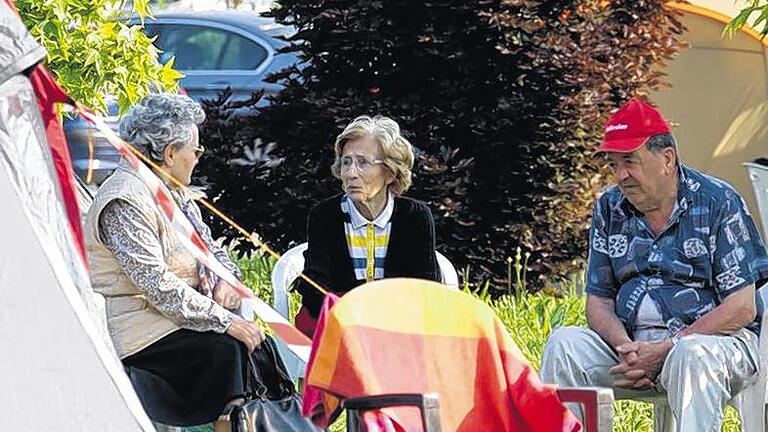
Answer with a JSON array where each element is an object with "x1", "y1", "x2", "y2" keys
[
  {"x1": 131, "y1": 11, "x2": 300, "y2": 102},
  {"x1": 64, "y1": 11, "x2": 299, "y2": 186}
]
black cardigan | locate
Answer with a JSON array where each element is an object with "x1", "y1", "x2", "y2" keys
[{"x1": 295, "y1": 194, "x2": 441, "y2": 317}]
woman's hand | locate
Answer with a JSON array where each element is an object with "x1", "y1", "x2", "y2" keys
[
  {"x1": 214, "y1": 280, "x2": 242, "y2": 310},
  {"x1": 226, "y1": 317, "x2": 265, "y2": 353}
]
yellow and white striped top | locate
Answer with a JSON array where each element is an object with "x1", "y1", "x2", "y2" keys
[{"x1": 341, "y1": 194, "x2": 394, "y2": 281}]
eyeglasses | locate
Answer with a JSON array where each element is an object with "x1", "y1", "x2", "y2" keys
[
  {"x1": 339, "y1": 156, "x2": 384, "y2": 173},
  {"x1": 194, "y1": 145, "x2": 205, "y2": 159}
]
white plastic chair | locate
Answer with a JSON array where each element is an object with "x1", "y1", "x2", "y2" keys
[
  {"x1": 269, "y1": 242, "x2": 460, "y2": 319},
  {"x1": 745, "y1": 162, "x2": 768, "y2": 242},
  {"x1": 270, "y1": 243, "x2": 309, "y2": 320}
]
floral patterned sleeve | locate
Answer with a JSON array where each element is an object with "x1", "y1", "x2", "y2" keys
[{"x1": 98, "y1": 199, "x2": 233, "y2": 333}]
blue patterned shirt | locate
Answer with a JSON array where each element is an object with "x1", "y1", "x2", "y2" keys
[{"x1": 586, "y1": 165, "x2": 768, "y2": 335}]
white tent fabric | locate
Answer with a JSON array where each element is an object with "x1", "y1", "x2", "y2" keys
[
  {"x1": 682, "y1": 0, "x2": 744, "y2": 19},
  {"x1": 0, "y1": 74, "x2": 153, "y2": 431},
  {"x1": 652, "y1": 2, "x2": 768, "y2": 217}
]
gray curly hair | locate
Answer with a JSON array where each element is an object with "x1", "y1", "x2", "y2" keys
[{"x1": 119, "y1": 93, "x2": 205, "y2": 163}]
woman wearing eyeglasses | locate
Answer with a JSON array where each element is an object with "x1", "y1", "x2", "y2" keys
[
  {"x1": 295, "y1": 115, "x2": 441, "y2": 338},
  {"x1": 84, "y1": 94, "x2": 264, "y2": 428}
]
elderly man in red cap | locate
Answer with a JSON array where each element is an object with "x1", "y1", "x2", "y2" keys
[{"x1": 540, "y1": 98, "x2": 768, "y2": 431}]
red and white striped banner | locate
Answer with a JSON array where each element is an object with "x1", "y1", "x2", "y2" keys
[{"x1": 76, "y1": 108, "x2": 311, "y2": 363}]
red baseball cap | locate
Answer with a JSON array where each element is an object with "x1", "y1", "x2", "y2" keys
[{"x1": 596, "y1": 98, "x2": 671, "y2": 153}]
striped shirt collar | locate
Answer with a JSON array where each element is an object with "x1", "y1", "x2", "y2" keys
[{"x1": 344, "y1": 193, "x2": 394, "y2": 229}]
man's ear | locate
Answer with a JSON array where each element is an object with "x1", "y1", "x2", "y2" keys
[{"x1": 663, "y1": 147, "x2": 677, "y2": 172}]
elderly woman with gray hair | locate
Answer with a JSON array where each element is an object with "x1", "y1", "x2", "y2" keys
[
  {"x1": 84, "y1": 94, "x2": 263, "y2": 427},
  {"x1": 294, "y1": 115, "x2": 441, "y2": 337}
]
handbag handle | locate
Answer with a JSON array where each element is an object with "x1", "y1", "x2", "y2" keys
[
  {"x1": 245, "y1": 335, "x2": 296, "y2": 399},
  {"x1": 245, "y1": 351, "x2": 269, "y2": 398},
  {"x1": 261, "y1": 336, "x2": 292, "y2": 378}
]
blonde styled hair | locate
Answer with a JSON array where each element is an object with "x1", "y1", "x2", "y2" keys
[{"x1": 331, "y1": 115, "x2": 415, "y2": 195}]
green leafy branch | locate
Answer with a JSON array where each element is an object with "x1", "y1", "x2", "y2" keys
[
  {"x1": 15, "y1": 0, "x2": 183, "y2": 113},
  {"x1": 725, "y1": 0, "x2": 768, "y2": 39}
]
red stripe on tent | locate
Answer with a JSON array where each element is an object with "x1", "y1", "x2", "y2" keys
[
  {"x1": 27, "y1": 66, "x2": 88, "y2": 268},
  {"x1": 154, "y1": 188, "x2": 175, "y2": 220},
  {"x1": 190, "y1": 232, "x2": 207, "y2": 253},
  {"x1": 3, "y1": 0, "x2": 18, "y2": 12},
  {"x1": 269, "y1": 322, "x2": 312, "y2": 346}
]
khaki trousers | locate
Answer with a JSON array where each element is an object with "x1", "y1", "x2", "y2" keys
[{"x1": 540, "y1": 326, "x2": 759, "y2": 432}]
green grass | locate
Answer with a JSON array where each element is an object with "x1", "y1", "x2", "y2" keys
[
  {"x1": 234, "y1": 252, "x2": 275, "y2": 304},
  {"x1": 235, "y1": 253, "x2": 742, "y2": 432}
]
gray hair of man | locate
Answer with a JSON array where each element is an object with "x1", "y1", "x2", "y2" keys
[
  {"x1": 119, "y1": 93, "x2": 205, "y2": 163},
  {"x1": 645, "y1": 132, "x2": 681, "y2": 168}
]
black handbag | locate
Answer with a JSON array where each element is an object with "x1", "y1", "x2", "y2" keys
[{"x1": 215, "y1": 335, "x2": 320, "y2": 432}]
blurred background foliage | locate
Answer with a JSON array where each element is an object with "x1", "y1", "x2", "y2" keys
[{"x1": 198, "y1": 0, "x2": 686, "y2": 293}]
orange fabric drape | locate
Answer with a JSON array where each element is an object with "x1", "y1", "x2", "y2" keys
[{"x1": 303, "y1": 279, "x2": 581, "y2": 432}]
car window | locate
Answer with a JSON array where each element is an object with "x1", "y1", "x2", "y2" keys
[
  {"x1": 153, "y1": 24, "x2": 228, "y2": 70},
  {"x1": 219, "y1": 34, "x2": 269, "y2": 70}
]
